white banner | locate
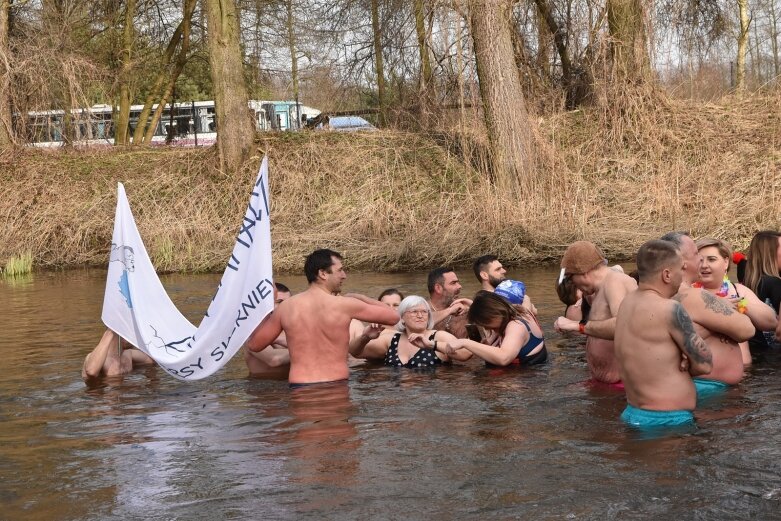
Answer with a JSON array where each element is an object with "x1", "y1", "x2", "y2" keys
[{"x1": 101, "y1": 156, "x2": 275, "y2": 380}]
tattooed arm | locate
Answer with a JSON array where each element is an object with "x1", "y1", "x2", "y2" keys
[
  {"x1": 676, "y1": 289, "x2": 755, "y2": 342},
  {"x1": 670, "y1": 302, "x2": 713, "y2": 376}
]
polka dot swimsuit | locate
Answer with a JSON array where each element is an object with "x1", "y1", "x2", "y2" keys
[{"x1": 384, "y1": 333, "x2": 442, "y2": 368}]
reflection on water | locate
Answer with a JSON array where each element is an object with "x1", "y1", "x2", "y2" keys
[{"x1": 1, "y1": 267, "x2": 780, "y2": 520}]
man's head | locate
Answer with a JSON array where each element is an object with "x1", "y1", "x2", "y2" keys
[
  {"x1": 427, "y1": 267, "x2": 462, "y2": 304},
  {"x1": 636, "y1": 239, "x2": 684, "y2": 294},
  {"x1": 304, "y1": 249, "x2": 346, "y2": 293},
  {"x1": 274, "y1": 282, "x2": 292, "y2": 307},
  {"x1": 560, "y1": 241, "x2": 607, "y2": 293},
  {"x1": 660, "y1": 231, "x2": 700, "y2": 284},
  {"x1": 473, "y1": 255, "x2": 507, "y2": 288}
]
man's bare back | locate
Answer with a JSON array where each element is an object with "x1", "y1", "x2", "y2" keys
[
  {"x1": 616, "y1": 290, "x2": 709, "y2": 411},
  {"x1": 614, "y1": 239, "x2": 713, "y2": 427}
]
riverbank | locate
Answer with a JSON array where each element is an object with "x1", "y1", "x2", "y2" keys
[{"x1": 2, "y1": 94, "x2": 779, "y2": 273}]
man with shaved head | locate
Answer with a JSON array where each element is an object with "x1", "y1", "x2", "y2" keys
[{"x1": 615, "y1": 239, "x2": 712, "y2": 428}]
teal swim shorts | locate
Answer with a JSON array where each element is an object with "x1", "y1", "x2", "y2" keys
[
  {"x1": 620, "y1": 404, "x2": 695, "y2": 428},
  {"x1": 693, "y1": 378, "x2": 729, "y2": 399}
]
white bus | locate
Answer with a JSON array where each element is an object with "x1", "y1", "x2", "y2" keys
[{"x1": 24, "y1": 100, "x2": 320, "y2": 148}]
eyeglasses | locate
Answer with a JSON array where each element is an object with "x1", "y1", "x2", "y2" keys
[{"x1": 404, "y1": 309, "x2": 429, "y2": 317}]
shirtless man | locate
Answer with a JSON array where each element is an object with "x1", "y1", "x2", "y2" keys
[
  {"x1": 615, "y1": 240, "x2": 713, "y2": 427},
  {"x1": 427, "y1": 267, "x2": 471, "y2": 339},
  {"x1": 472, "y1": 255, "x2": 537, "y2": 314},
  {"x1": 244, "y1": 282, "x2": 293, "y2": 378},
  {"x1": 245, "y1": 249, "x2": 400, "y2": 385},
  {"x1": 553, "y1": 241, "x2": 638, "y2": 384},
  {"x1": 661, "y1": 232, "x2": 755, "y2": 396},
  {"x1": 82, "y1": 329, "x2": 155, "y2": 383}
]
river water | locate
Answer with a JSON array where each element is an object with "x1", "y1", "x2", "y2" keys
[{"x1": 1, "y1": 267, "x2": 780, "y2": 520}]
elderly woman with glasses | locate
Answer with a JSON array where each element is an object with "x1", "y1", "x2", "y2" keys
[{"x1": 350, "y1": 295, "x2": 471, "y2": 367}]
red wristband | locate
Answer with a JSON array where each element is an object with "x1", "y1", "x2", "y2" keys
[{"x1": 578, "y1": 322, "x2": 586, "y2": 335}]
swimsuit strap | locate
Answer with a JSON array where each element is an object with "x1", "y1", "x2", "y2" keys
[
  {"x1": 428, "y1": 332, "x2": 437, "y2": 342},
  {"x1": 515, "y1": 317, "x2": 542, "y2": 338},
  {"x1": 385, "y1": 333, "x2": 403, "y2": 364},
  {"x1": 516, "y1": 318, "x2": 532, "y2": 334}
]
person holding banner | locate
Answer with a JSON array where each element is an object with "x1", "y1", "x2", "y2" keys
[
  {"x1": 82, "y1": 329, "x2": 155, "y2": 382},
  {"x1": 244, "y1": 282, "x2": 293, "y2": 378},
  {"x1": 245, "y1": 249, "x2": 400, "y2": 385}
]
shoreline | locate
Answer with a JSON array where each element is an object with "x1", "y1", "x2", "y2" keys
[{"x1": 2, "y1": 98, "x2": 779, "y2": 274}]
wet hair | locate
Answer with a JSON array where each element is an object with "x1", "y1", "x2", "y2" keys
[
  {"x1": 473, "y1": 255, "x2": 499, "y2": 282},
  {"x1": 636, "y1": 240, "x2": 681, "y2": 282},
  {"x1": 427, "y1": 267, "x2": 454, "y2": 294},
  {"x1": 378, "y1": 288, "x2": 404, "y2": 301},
  {"x1": 397, "y1": 295, "x2": 434, "y2": 331},
  {"x1": 695, "y1": 237, "x2": 733, "y2": 267},
  {"x1": 274, "y1": 282, "x2": 291, "y2": 294},
  {"x1": 744, "y1": 230, "x2": 781, "y2": 292},
  {"x1": 467, "y1": 290, "x2": 522, "y2": 332},
  {"x1": 556, "y1": 277, "x2": 579, "y2": 306},
  {"x1": 304, "y1": 249, "x2": 343, "y2": 283}
]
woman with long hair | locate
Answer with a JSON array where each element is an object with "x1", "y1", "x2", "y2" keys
[
  {"x1": 448, "y1": 291, "x2": 547, "y2": 366},
  {"x1": 695, "y1": 237, "x2": 777, "y2": 364},
  {"x1": 743, "y1": 230, "x2": 781, "y2": 351},
  {"x1": 350, "y1": 295, "x2": 471, "y2": 367}
]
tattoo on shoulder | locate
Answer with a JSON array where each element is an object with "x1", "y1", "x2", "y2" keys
[
  {"x1": 672, "y1": 293, "x2": 684, "y2": 303},
  {"x1": 672, "y1": 303, "x2": 712, "y2": 365},
  {"x1": 700, "y1": 290, "x2": 735, "y2": 316}
]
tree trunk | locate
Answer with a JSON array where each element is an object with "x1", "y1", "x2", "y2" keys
[
  {"x1": 606, "y1": 0, "x2": 649, "y2": 82},
  {"x1": 145, "y1": 1, "x2": 195, "y2": 144},
  {"x1": 42, "y1": 0, "x2": 76, "y2": 145},
  {"x1": 132, "y1": 0, "x2": 195, "y2": 144},
  {"x1": 414, "y1": 0, "x2": 434, "y2": 126},
  {"x1": 770, "y1": 2, "x2": 780, "y2": 77},
  {"x1": 136, "y1": 0, "x2": 196, "y2": 144},
  {"x1": 736, "y1": 0, "x2": 749, "y2": 96},
  {"x1": 469, "y1": 0, "x2": 536, "y2": 194},
  {"x1": 0, "y1": 0, "x2": 12, "y2": 147},
  {"x1": 115, "y1": 0, "x2": 136, "y2": 146},
  {"x1": 204, "y1": 0, "x2": 255, "y2": 173},
  {"x1": 371, "y1": 0, "x2": 386, "y2": 126},
  {"x1": 286, "y1": 0, "x2": 299, "y2": 128},
  {"x1": 535, "y1": 5, "x2": 550, "y2": 79}
]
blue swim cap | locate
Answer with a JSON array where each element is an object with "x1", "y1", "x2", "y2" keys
[{"x1": 494, "y1": 280, "x2": 526, "y2": 305}]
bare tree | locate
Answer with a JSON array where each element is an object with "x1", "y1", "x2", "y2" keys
[
  {"x1": 114, "y1": 0, "x2": 136, "y2": 146},
  {"x1": 414, "y1": 0, "x2": 435, "y2": 125},
  {"x1": 371, "y1": 0, "x2": 387, "y2": 126},
  {"x1": 0, "y1": 0, "x2": 11, "y2": 146},
  {"x1": 607, "y1": 0, "x2": 650, "y2": 81},
  {"x1": 204, "y1": 0, "x2": 255, "y2": 172},
  {"x1": 132, "y1": 0, "x2": 197, "y2": 144},
  {"x1": 736, "y1": 0, "x2": 750, "y2": 95},
  {"x1": 469, "y1": 0, "x2": 537, "y2": 193}
]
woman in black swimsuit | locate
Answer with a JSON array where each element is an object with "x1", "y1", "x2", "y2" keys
[
  {"x1": 351, "y1": 296, "x2": 471, "y2": 367},
  {"x1": 743, "y1": 231, "x2": 781, "y2": 351}
]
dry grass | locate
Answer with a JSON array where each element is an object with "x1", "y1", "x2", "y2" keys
[{"x1": 1, "y1": 91, "x2": 779, "y2": 272}]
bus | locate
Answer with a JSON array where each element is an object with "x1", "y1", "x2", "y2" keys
[{"x1": 23, "y1": 100, "x2": 321, "y2": 148}]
